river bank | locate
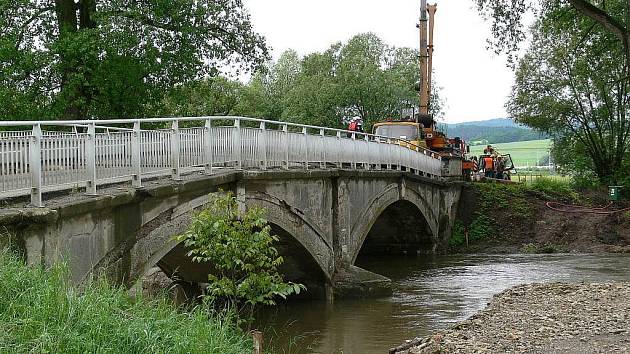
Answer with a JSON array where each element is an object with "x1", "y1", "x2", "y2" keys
[
  {"x1": 452, "y1": 181, "x2": 630, "y2": 254},
  {"x1": 0, "y1": 249, "x2": 251, "y2": 353},
  {"x1": 391, "y1": 282, "x2": 630, "y2": 353}
]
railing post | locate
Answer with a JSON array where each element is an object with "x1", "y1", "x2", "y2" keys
[
  {"x1": 131, "y1": 121, "x2": 142, "y2": 188},
  {"x1": 336, "y1": 131, "x2": 342, "y2": 168},
  {"x1": 283, "y1": 124, "x2": 289, "y2": 170},
  {"x1": 397, "y1": 141, "x2": 403, "y2": 171},
  {"x1": 302, "y1": 127, "x2": 308, "y2": 170},
  {"x1": 29, "y1": 124, "x2": 43, "y2": 207},
  {"x1": 320, "y1": 129, "x2": 326, "y2": 169},
  {"x1": 351, "y1": 132, "x2": 357, "y2": 169},
  {"x1": 386, "y1": 139, "x2": 392, "y2": 170},
  {"x1": 171, "y1": 120, "x2": 181, "y2": 180},
  {"x1": 234, "y1": 118, "x2": 242, "y2": 169},
  {"x1": 376, "y1": 138, "x2": 382, "y2": 171},
  {"x1": 204, "y1": 118, "x2": 214, "y2": 174},
  {"x1": 86, "y1": 122, "x2": 97, "y2": 195},
  {"x1": 364, "y1": 134, "x2": 370, "y2": 171},
  {"x1": 259, "y1": 122, "x2": 267, "y2": 170}
]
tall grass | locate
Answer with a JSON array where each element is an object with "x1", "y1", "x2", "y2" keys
[
  {"x1": 529, "y1": 177, "x2": 580, "y2": 202},
  {"x1": 0, "y1": 249, "x2": 250, "y2": 353}
]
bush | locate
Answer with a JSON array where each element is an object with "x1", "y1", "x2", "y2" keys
[
  {"x1": 520, "y1": 242, "x2": 563, "y2": 254},
  {"x1": 450, "y1": 221, "x2": 467, "y2": 247},
  {"x1": 0, "y1": 249, "x2": 250, "y2": 353},
  {"x1": 176, "y1": 192, "x2": 304, "y2": 321},
  {"x1": 529, "y1": 177, "x2": 580, "y2": 202}
]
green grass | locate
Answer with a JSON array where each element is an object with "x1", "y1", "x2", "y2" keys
[
  {"x1": 528, "y1": 177, "x2": 580, "y2": 202},
  {"x1": 450, "y1": 179, "x2": 580, "y2": 249},
  {"x1": 0, "y1": 249, "x2": 250, "y2": 354},
  {"x1": 470, "y1": 139, "x2": 552, "y2": 167}
]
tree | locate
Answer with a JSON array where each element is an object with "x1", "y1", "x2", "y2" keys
[
  {"x1": 281, "y1": 48, "x2": 342, "y2": 127},
  {"x1": 475, "y1": 0, "x2": 630, "y2": 70},
  {"x1": 152, "y1": 76, "x2": 245, "y2": 118},
  {"x1": 508, "y1": 6, "x2": 630, "y2": 182},
  {"x1": 281, "y1": 33, "x2": 443, "y2": 129},
  {"x1": 0, "y1": 0, "x2": 268, "y2": 120},
  {"x1": 176, "y1": 192, "x2": 304, "y2": 321}
]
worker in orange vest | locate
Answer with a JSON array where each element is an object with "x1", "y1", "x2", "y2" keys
[{"x1": 483, "y1": 156, "x2": 495, "y2": 178}]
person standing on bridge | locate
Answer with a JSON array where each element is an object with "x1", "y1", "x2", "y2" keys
[{"x1": 347, "y1": 116, "x2": 363, "y2": 137}]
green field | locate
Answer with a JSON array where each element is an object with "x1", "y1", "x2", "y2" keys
[{"x1": 470, "y1": 139, "x2": 552, "y2": 167}]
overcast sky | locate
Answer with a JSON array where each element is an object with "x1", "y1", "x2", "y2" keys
[{"x1": 243, "y1": 0, "x2": 516, "y2": 124}]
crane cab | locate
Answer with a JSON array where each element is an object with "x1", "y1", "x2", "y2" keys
[{"x1": 372, "y1": 121, "x2": 428, "y2": 149}]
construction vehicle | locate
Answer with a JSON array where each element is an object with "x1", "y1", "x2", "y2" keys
[
  {"x1": 370, "y1": 1, "x2": 438, "y2": 150},
  {"x1": 370, "y1": 0, "x2": 475, "y2": 180},
  {"x1": 372, "y1": 118, "x2": 427, "y2": 149},
  {"x1": 478, "y1": 147, "x2": 516, "y2": 180}
]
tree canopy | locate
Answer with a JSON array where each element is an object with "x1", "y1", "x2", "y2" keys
[
  {"x1": 0, "y1": 0, "x2": 268, "y2": 120},
  {"x1": 508, "y1": 3, "x2": 629, "y2": 182},
  {"x1": 157, "y1": 33, "x2": 443, "y2": 130},
  {"x1": 475, "y1": 0, "x2": 630, "y2": 69}
]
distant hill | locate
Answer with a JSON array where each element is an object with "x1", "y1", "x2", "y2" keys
[
  {"x1": 438, "y1": 118, "x2": 547, "y2": 144},
  {"x1": 450, "y1": 118, "x2": 521, "y2": 128}
]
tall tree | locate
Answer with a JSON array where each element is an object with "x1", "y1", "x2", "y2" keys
[
  {"x1": 508, "y1": 5, "x2": 630, "y2": 182},
  {"x1": 281, "y1": 33, "x2": 442, "y2": 129},
  {"x1": 475, "y1": 0, "x2": 630, "y2": 69},
  {"x1": 0, "y1": 0, "x2": 268, "y2": 120},
  {"x1": 282, "y1": 49, "x2": 341, "y2": 127},
  {"x1": 152, "y1": 76, "x2": 245, "y2": 117}
]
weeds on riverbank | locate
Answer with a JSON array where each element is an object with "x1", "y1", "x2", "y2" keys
[
  {"x1": 528, "y1": 177, "x2": 581, "y2": 202},
  {"x1": 520, "y1": 242, "x2": 564, "y2": 254},
  {"x1": 451, "y1": 179, "x2": 580, "y2": 249},
  {"x1": 0, "y1": 249, "x2": 250, "y2": 353}
]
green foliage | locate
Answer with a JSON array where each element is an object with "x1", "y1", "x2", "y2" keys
[
  {"x1": 0, "y1": 249, "x2": 250, "y2": 353},
  {"x1": 153, "y1": 76, "x2": 245, "y2": 117},
  {"x1": 520, "y1": 242, "x2": 563, "y2": 254},
  {"x1": 475, "y1": 0, "x2": 630, "y2": 71},
  {"x1": 520, "y1": 243, "x2": 538, "y2": 254},
  {"x1": 508, "y1": 3, "x2": 630, "y2": 184},
  {"x1": 529, "y1": 177, "x2": 581, "y2": 203},
  {"x1": 467, "y1": 215, "x2": 495, "y2": 242},
  {"x1": 449, "y1": 221, "x2": 467, "y2": 247},
  {"x1": 0, "y1": 0, "x2": 268, "y2": 120},
  {"x1": 176, "y1": 192, "x2": 304, "y2": 317},
  {"x1": 150, "y1": 33, "x2": 445, "y2": 129}
]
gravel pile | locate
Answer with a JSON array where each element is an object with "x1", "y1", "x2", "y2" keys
[{"x1": 391, "y1": 282, "x2": 630, "y2": 353}]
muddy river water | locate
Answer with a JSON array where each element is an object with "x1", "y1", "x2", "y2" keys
[{"x1": 255, "y1": 254, "x2": 630, "y2": 353}]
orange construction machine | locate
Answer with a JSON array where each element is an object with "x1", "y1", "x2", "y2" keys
[{"x1": 371, "y1": 0, "x2": 473, "y2": 179}]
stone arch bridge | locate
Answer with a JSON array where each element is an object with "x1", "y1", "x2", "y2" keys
[{"x1": 2, "y1": 169, "x2": 461, "y2": 299}]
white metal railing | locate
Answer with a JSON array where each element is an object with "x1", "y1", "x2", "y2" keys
[{"x1": 0, "y1": 116, "x2": 442, "y2": 207}]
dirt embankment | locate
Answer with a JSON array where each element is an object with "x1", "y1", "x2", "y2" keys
[
  {"x1": 391, "y1": 282, "x2": 630, "y2": 354},
  {"x1": 452, "y1": 183, "x2": 630, "y2": 254}
]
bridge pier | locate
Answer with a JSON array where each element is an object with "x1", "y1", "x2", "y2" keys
[{"x1": 1, "y1": 170, "x2": 461, "y2": 300}]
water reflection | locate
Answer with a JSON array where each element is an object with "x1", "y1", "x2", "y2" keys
[{"x1": 255, "y1": 254, "x2": 630, "y2": 354}]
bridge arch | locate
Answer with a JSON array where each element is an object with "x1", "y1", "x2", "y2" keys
[
  {"x1": 348, "y1": 183, "x2": 439, "y2": 263},
  {"x1": 126, "y1": 191, "x2": 333, "y2": 299},
  {"x1": 245, "y1": 192, "x2": 335, "y2": 283}
]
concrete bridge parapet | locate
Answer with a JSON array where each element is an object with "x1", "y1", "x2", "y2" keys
[{"x1": 1, "y1": 170, "x2": 462, "y2": 299}]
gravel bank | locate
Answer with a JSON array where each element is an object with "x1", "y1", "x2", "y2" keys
[{"x1": 391, "y1": 282, "x2": 630, "y2": 353}]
